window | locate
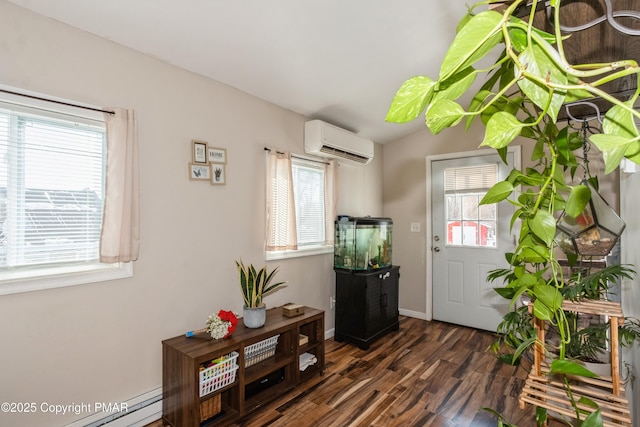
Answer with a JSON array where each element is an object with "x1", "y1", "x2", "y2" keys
[
  {"x1": 265, "y1": 151, "x2": 336, "y2": 260},
  {"x1": 444, "y1": 164, "x2": 498, "y2": 247},
  {"x1": 292, "y1": 158, "x2": 326, "y2": 247},
  {"x1": 0, "y1": 94, "x2": 131, "y2": 295}
]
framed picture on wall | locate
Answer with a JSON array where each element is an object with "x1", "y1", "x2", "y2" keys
[
  {"x1": 189, "y1": 163, "x2": 211, "y2": 180},
  {"x1": 208, "y1": 147, "x2": 227, "y2": 164},
  {"x1": 192, "y1": 140, "x2": 208, "y2": 164},
  {"x1": 211, "y1": 164, "x2": 226, "y2": 185}
]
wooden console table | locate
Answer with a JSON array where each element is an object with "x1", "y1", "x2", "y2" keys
[{"x1": 162, "y1": 306, "x2": 325, "y2": 426}]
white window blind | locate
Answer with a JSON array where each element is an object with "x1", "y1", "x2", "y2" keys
[
  {"x1": 444, "y1": 164, "x2": 498, "y2": 193},
  {"x1": 0, "y1": 102, "x2": 105, "y2": 272},
  {"x1": 292, "y1": 158, "x2": 325, "y2": 246}
]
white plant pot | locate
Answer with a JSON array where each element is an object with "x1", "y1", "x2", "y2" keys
[{"x1": 243, "y1": 305, "x2": 266, "y2": 328}]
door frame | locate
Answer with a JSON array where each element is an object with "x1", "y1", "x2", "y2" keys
[{"x1": 424, "y1": 146, "x2": 521, "y2": 321}]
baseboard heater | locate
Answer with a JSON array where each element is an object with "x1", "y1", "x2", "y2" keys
[{"x1": 64, "y1": 388, "x2": 162, "y2": 427}]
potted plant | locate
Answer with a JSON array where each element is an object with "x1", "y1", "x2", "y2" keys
[
  {"x1": 236, "y1": 259, "x2": 286, "y2": 328},
  {"x1": 385, "y1": 0, "x2": 640, "y2": 424}
]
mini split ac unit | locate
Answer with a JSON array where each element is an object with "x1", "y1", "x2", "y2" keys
[{"x1": 304, "y1": 120, "x2": 374, "y2": 165}]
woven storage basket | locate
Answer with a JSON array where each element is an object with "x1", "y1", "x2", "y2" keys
[{"x1": 200, "y1": 394, "x2": 221, "y2": 421}]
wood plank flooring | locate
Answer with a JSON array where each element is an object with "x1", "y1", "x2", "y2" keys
[{"x1": 150, "y1": 316, "x2": 551, "y2": 427}]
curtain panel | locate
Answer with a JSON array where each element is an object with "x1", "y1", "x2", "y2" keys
[
  {"x1": 324, "y1": 160, "x2": 338, "y2": 246},
  {"x1": 100, "y1": 107, "x2": 140, "y2": 263},
  {"x1": 265, "y1": 150, "x2": 298, "y2": 251}
]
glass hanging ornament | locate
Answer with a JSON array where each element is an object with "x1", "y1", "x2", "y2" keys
[
  {"x1": 556, "y1": 179, "x2": 626, "y2": 256},
  {"x1": 556, "y1": 120, "x2": 626, "y2": 257}
]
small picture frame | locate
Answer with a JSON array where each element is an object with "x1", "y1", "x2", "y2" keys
[
  {"x1": 189, "y1": 163, "x2": 211, "y2": 181},
  {"x1": 192, "y1": 140, "x2": 208, "y2": 164},
  {"x1": 208, "y1": 147, "x2": 227, "y2": 164},
  {"x1": 210, "y1": 164, "x2": 226, "y2": 185}
]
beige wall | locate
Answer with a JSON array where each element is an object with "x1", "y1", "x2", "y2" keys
[
  {"x1": 382, "y1": 122, "x2": 525, "y2": 316},
  {"x1": 0, "y1": 2, "x2": 382, "y2": 426}
]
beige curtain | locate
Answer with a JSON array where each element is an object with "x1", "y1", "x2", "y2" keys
[
  {"x1": 324, "y1": 160, "x2": 338, "y2": 245},
  {"x1": 265, "y1": 150, "x2": 298, "y2": 251},
  {"x1": 100, "y1": 107, "x2": 140, "y2": 263}
]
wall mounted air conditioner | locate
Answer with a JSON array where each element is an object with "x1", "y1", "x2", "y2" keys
[{"x1": 304, "y1": 120, "x2": 374, "y2": 165}]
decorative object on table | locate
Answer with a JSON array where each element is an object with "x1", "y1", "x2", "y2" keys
[
  {"x1": 236, "y1": 259, "x2": 287, "y2": 328},
  {"x1": 282, "y1": 303, "x2": 305, "y2": 317},
  {"x1": 188, "y1": 163, "x2": 211, "y2": 181},
  {"x1": 206, "y1": 309, "x2": 239, "y2": 340},
  {"x1": 207, "y1": 147, "x2": 227, "y2": 164},
  {"x1": 210, "y1": 163, "x2": 226, "y2": 185},
  {"x1": 192, "y1": 140, "x2": 208, "y2": 164},
  {"x1": 298, "y1": 334, "x2": 308, "y2": 346}
]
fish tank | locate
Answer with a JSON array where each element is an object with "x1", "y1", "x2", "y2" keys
[{"x1": 334, "y1": 216, "x2": 392, "y2": 271}]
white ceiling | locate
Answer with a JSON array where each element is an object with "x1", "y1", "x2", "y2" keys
[{"x1": 7, "y1": 0, "x2": 476, "y2": 143}]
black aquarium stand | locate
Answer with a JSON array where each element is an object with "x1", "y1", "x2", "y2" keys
[{"x1": 334, "y1": 265, "x2": 400, "y2": 350}]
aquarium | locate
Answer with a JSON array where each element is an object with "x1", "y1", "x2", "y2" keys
[{"x1": 334, "y1": 216, "x2": 392, "y2": 270}]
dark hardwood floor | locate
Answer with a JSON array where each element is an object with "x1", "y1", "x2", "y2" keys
[{"x1": 151, "y1": 316, "x2": 552, "y2": 427}]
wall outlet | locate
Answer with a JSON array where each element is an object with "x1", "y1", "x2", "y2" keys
[
  {"x1": 330, "y1": 296, "x2": 336, "y2": 309},
  {"x1": 410, "y1": 222, "x2": 421, "y2": 233}
]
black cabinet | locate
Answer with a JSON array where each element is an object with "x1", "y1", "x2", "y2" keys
[{"x1": 334, "y1": 265, "x2": 399, "y2": 350}]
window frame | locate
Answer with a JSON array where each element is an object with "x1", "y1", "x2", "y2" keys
[{"x1": 0, "y1": 89, "x2": 132, "y2": 295}]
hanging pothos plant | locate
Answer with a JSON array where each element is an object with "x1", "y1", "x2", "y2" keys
[{"x1": 386, "y1": 0, "x2": 640, "y2": 425}]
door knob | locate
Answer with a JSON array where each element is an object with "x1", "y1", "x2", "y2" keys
[
  {"x1": 433, "y1": 247, "x2": 440, "y2": 252},
  {"x1": 434, "y1": 236, "x2": 440, "y2": 241}
]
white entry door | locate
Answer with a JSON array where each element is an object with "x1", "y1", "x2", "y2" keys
[{"x1": 430, "y1": 149, "x2": 518, "y2": 331}]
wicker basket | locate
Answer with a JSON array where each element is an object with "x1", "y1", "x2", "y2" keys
[
  {"x1": 244, "y1": 335, "x2": 279, "y2": 367},
  {"x1": 199, "y1": 351, "x2": 239, "y2": 397},
  {"x1": 200, "y1": 394, "x2": 222, "y2": 421}
]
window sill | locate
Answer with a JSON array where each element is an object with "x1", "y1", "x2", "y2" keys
[
  {"x1": 0, "y1": 262, "x2": 133, "y2": 295},
  {"x1": 265, "y1": 245, "x2": 333, "y2": 261}
]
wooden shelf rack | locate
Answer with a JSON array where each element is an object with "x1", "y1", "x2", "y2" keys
[{"x1": 518, "y1": 300, "x2": 631, "y2": 426}]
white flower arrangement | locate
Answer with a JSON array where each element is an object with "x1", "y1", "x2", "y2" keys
[{"x1": 206, "y1": 309, "x2": 239, "y2": 340}]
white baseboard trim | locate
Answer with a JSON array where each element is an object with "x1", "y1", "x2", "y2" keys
[
  {"x1": 65, "y1": 388, "x2": 162, "y2": 427},
  {"x1": 325, "y1": 327, "x2": 335, "y2": 340},
  {"x1": 399, "y1": 308, "x2": 428, "y2": 320}
]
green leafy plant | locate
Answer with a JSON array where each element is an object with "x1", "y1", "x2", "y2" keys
[
  {"x1": 386, "y1": 0, "x2": 639, "y2": 424},
  {"x1": 235, "y1": 259, "x2": 286, "y2": 308}
]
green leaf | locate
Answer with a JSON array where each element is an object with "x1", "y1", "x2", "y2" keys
[
  {"x1": 549, "y1": 359, "x2": 598, "y2": 378},
  {"x1": 439, "y1": 11, "x2": 504, "y2": 81},
  {"x1": 435, "y1": 67, "x2": 477, "y2": 103},
  {"x1": 494, "y1": 287, "x2": 516, "y2": 299},
  {"x1": 529, "y1": 210, "x2": 556, "y2": 247},
  {"x1": 533, "y1": 283, "x2": 563, "y2": 312},
  {"x1": 425, "y1": 99, "x2": 465, "y2": 134},
  {"x1": 533, "y1": 299, "x2": 553, "y2": 321},
  {"x1": 535, "y1": 407, "x2": 547, "y2": 426},
  {"x1": 577, "y1": 396, "x2": 599, "y2": 410},
  {"x1": 590, "y1": 133, "x2": 634, "y2": 174},
  {"x1": 603, "y1": 103, "x2": 638, "y2": 138},
  {"x1": 481, "y1": 112, "x2": 524, "y2": 149},
  {"x1": 564, "y1": 184, "x2": 590, "y2": 218},
  {"x1": 532, "y1": 138, "x2": 545, "y2": 161},
  {"x1": 555, "y1": 127, "x2": 571, "y2": 164},
  {"x1": 582, "y1": 410, "x2": 603, "y2": 427},
  {"x1": 517, "y1": 41, "x2": 567, "y2": 122},
  {"x1": 386, "y1": 76, "x2": 436, "y2": 123},
  {"x1": 624, "y1": 141, "x2": 640, "y2": 164},
  {"x1": 480, "y1": 181, "x2": 514, "y2": 204},
  {"x1": 465, "y1": 89, "x2": 492, "y2": 130}
]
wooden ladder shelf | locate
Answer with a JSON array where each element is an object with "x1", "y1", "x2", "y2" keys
[{"x1": 518, "y1": 300, "x2": 632, "y2": 426}]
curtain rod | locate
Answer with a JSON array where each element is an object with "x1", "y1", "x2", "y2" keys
[
  {"x1": 0, "y1": 88, "x2": 115, "y2": 115},
  {"x1": 264, "y1": 147, "x2": 329, "y2": 165}
]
